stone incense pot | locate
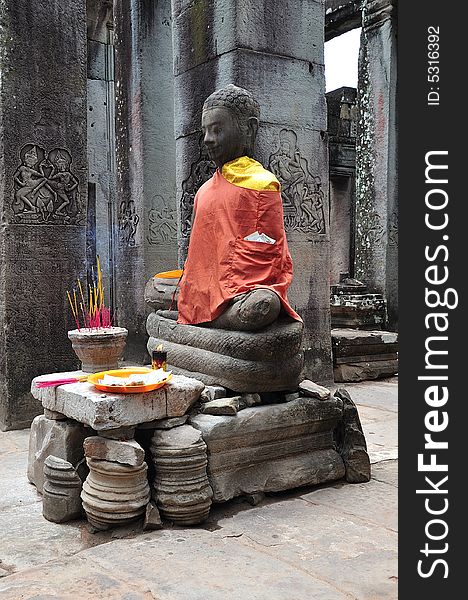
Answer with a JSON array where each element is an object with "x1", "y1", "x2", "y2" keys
[{"x1": 68, "y1": 327, "x2": 128, "y2": 373}]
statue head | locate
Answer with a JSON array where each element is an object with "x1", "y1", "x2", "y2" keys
[{"x1": 202, "y1": 84, "x2": 260, "y2": 168}]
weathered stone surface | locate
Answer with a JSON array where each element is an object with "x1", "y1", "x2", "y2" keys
[
  {"x1": 330, "y1": 294, "x2": 387, "y2": 329},
  {"x1": 333, "y1": 388, "x2": 371, "y2": 483},
  {"x1": 138, "y1": 415, "x2": 189, "y2": 430},
  {"x1": 81, "y1": 458, "x2": 150, "y2": 530},
  {"x1": 299, "y1": 380, "x2": 331, "y2": 400},
  {"x1": 42, "y1": 456, "x2": 82, "y2": 523},
  {"x1": 0, "y1": 0, "x2": 88, "y2": 431},
  {"x1": 355, "y1": 1, "x2": 398, "y2": 327},
  {"x1": 334, "y1": 360, "x2": 398, "y2": 383},
  {"x1": 166, "y1": 375, "x2": 205, "y2": 418},
  {"x1": 173, "y1": 0, "x2": 323, "y2": 77},
  {"x1": 143, "y1": 501, "x2": 163, "y2": 531},
  {"x1": 332, "y1": 328, "x2": 398, "y2": 349},
  {"x1": 114, "y1": 0, "x2": 177, "y2": 362},
  {"x1": 190, "y1": 397, "x2": 345, "y2": 502},
  {"x1": 145, "y1": 277, "x2": 179, "y2": 312},
  {"x1": 43, "y1": 409, "x2": 67, "y2": 421},
  {"x1": 200, "y1": 385, "x2": 228, "y2": 403},
  {"x1": 28, "y1": 415, "x2": 88, "y2": 493},
  {"x1": 285, "y1": 392, "x2": 300, "y2": 402},
  {"x1": 98, "y1": 427, "x2": 136, "y2": 440},
  {"x1": 31, "y1": 372, "x2": 203, "y2": 430},
  {"x1": 148, "y1": 312, "x2": 303, "y2": 392},
  {"x1": 83, "y1": 437, "x2": 144, "y2": 466},
  {"x1": 201, "y1": 394, "x2": 261, "y2": 416},
  {"x1": 151, "y1": 425, "x2": 213, "y2": 524},
  {"x1": 325, "y1": 0, "x2": 362, "y2": 41},
  {"x1": 332, "y1": 329, "x2": 398, "y2": 382},
  {"x1": 201, "y1": 398, "x2": 239, "y2": 416}
]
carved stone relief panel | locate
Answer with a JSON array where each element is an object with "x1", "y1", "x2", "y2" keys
[
  {"x1": 268, "y1": 129, "x2": 326, "y2": 235},
  {"x1": 147, "y1": 195, "x2": 177, "y2": 245},
  {"x1": 118, "y1": 199, "x2": 139, "y2": 247},
  {"x1": 11, "y1": 145, "x2": 82, "y2": 224}
]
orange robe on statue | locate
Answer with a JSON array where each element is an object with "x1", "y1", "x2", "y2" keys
[{"x1": 177, "y1": 156, "x2": 301, "y2": 325}]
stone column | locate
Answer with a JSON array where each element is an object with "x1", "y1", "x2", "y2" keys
[
  {"x1": 0, "y1": 1, "x2": 87, "y2": 430},
  {"x1": 86, "y1": 0, "x2": 117, "y2": 307},
  {"x1": 172, "y1": 0, "x2": 333, "y2": 382},
  {"x1": 113, "y1": 0, "x2": 177, "y2": 361},
  {"x1": 354, "y1": 0, "x2": 398, "y2": 328}
]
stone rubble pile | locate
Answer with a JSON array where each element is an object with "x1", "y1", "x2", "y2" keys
[{"x1": 29, "y1": 371, "x2": 371, "y2": 531}]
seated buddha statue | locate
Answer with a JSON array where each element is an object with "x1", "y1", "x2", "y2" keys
[
  {"x1": 177, "y1": 84, "x2": 301, "y2": 332},
  {"x1": 146, "y1": 84, "x2": 303, "y2": 393}
]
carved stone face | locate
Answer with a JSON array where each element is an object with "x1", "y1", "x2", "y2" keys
[
  {"x1": 201, "y1": 107, "x2": 245, "y2": 169},
  {"x1": 24, "y1": 149, "x2": 38, "y2": 167}
]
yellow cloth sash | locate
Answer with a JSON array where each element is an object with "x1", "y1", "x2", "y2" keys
[{"x1": 221, "y1": 156, "x2": 280, "y2": 191}]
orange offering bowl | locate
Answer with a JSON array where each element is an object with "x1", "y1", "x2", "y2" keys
[
  {"x1": 88, "y1": 367, "x2": 172, "y2": 394},
  {"x1": 154, "y1": 269, "x2": 183, "y2": 279}
]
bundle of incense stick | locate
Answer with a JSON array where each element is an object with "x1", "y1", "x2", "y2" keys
[
  {"x1": 66, "y1": 256, "x2": 114, "y2": 331},
  {"x1": 36, "y1": 375, "x2": 89, "y2": 388}
]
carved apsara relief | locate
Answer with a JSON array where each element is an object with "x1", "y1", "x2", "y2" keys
[
  {"x1": 118, "y1": 199, "x2": 139, "y2": 247},
  {"x1": 147, "y1": 195, "x2": 177, "y2": 244},
  {"x1": 180, "y1": 134, "x2": 216, "y2": 239},
  {"x1": 11, "y1": 144, "x2": 81, "y2": 224},
  {"x1": 268, "y1": 129, "x2": 326, "y2": 234},
  {"x1": 388, "y1": 211, "x2": 398, "y2": 247}
]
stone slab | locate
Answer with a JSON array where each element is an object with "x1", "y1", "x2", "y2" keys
[
  {"x1": 190, "y1": 397, "x2": 344, "y2": 501},
  {"x1": 332, "y1": 329, "x2": 398, "y2": 344},
  {"x1": 83, "y1": 436, "x2": 145, "y2": 466},
  {"x1": 200, "y1": 385, "x2": 228, "y2": 403},
  {"x1": 334, "y1": 360, "x2": 398, "y2": 383},
  {"x1": 31, "y1": 372, "x2": 204, "y2": 431},
  {"x1": 201, "y1": 394, "x2": 261, "y2": 416},
  {"x1": 299, "y1": 379, "x2": 331, "y2": 400},
  {"x1": 27, "y1": 415, "x2": 88, "y2": 493}
]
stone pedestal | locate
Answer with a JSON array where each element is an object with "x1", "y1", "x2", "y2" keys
[
  {"x1": 151, "y1": 425, "x2": 213, "y2": 525},
  {"x1": 31, "y1": 371, "x2": 204, "y2": 431},
  {"x1": 147, "y1": 311, "x2": 304, "y2": 393},
  {"x1": 113, "y1": 0, "x2": 177, "y2": 362},
  {"x1": 81, "y1": 458, "x2": 150, "y2": 529},
  {"x1": 190, "y1": 397, "x2": 345, "y2": 502},
  {"x1": 0, "y1": 0, "x2": 88, "y2": 430},
  {"x1": 355, "y1": 0, "x2": 398, "y2": 328},
  {"x1": 42, "y1": 456, "x2": 83, "y2": 523},
  {"x1": 172, "y1": 0, "x2": 332, "y2": 382},
  {"x1": 332, "y1": 328, "x2": 398, "y2": 382}
]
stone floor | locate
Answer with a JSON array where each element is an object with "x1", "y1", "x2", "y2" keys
[{"x1": 0, "y1": 377, "x2": 398, "y2": 599}]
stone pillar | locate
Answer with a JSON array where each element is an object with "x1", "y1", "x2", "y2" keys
[
  {"x1": 114, "y1": 0, "x2": 177, "y2": 362},
  {"x1": 326, "y1": 87, "x2": 358, "y2": 284},
  {"x1": 86, "y1": 0, "x2": 117, "y2": 306},
  {"x1": 0, "y1": 1, "x2": 88, "y2": 430},
  {"x1": 172, "y1": 0, "x2": 333, "y2": 382},
  {"x1": 354, "y1": 0, "x2": 398, "y2": 328}
]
